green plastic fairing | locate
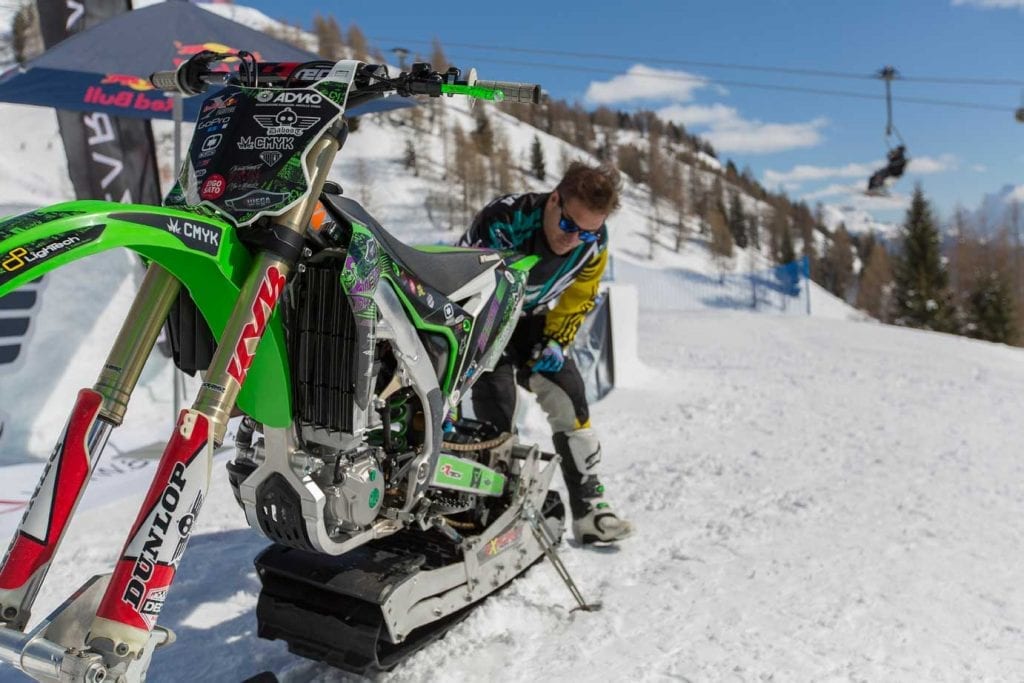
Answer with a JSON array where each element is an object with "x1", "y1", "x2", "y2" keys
[{"x1": 0, "y1": 200, "x2": 291, "y2": 427}]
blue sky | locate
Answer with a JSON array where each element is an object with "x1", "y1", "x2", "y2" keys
[{"x1": 241, "y1": 0, "x2": 1024, "y2": 225}]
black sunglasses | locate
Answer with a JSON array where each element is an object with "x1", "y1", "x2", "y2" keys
[{"x1": 558, "y1": 198, "x2": 600, "y2": 244}]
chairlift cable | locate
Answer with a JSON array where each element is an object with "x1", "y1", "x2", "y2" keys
[
  {"x1": 369, "y1": 36, "x2": 1024, "y2": 88},
  {"x1": 431, "y1": 53, "x2": 1016, "y2": 114}
]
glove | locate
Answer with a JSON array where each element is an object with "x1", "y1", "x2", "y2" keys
[{"x1": 531, "y1": 339, "x2": 565, "y2": 374}]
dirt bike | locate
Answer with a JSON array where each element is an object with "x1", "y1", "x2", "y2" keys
[{"x1": 0, "y1": 53, "x2": 584, "y2": 681}]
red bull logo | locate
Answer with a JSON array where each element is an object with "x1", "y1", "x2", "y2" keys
[
  {"x1": 83, "y1": 86, "x2": 172, "y2": 113},
  {"x1": 102, "y1": 73, "x2": 154, "y2": 92},
  {"x1": 173, "y1": 41, "x2": 262, "y2": 66}
]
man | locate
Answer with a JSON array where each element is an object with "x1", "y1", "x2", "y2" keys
[
  {"x1": 459, "y1": 161, "x2": 633, "y2": 545},
  {"x1": 866, "y1": 145, "x2": 908, "y2": 195}
]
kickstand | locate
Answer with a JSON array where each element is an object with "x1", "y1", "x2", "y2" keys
[{"x1": 525, "y1": 504, "x2": 601, "y2": 612}]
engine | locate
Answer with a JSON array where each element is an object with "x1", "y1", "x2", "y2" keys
[{"x1": 320, "y1": 449, "x2": 384, "y2": 531}]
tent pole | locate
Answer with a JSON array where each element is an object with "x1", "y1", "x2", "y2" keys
[
  {"x1": 171, "y1": 92, "x2": 182, "y2": 421},
  {"x1": 172, "y1": 92, "x2": 182, "y2": 178}
]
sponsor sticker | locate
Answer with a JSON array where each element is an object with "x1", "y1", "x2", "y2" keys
[
  {"x1": 253, "y1": 107, "x2": 319, "y2": 136},
  {"x1": 259, "y1": 151, "x2": 283, "y2": 166},
  {"x1": 0, "y1": 226, "x2": 105, "y2": 287},
  {"x1": 293, "y1": 66, "x2": 333, "y2": 81},
  {"x1": 201, "y1": 94, "x2": 238, "y2": 114},
  {"x1": 198, "y1": 133, "x2": 223, "y2": 159},
  {"x1": 237, "y1": 136, "x2": 295, "y2": 151},
  {"x1": 224, "y1": 190, "x2": 290, "y2": 212},
  {"x1": 441, "y1": 463, "x2": 462, "y2": 480},
  {"x1": 198, "y1": 116, "x2": 231, "y2": 132},
  {"x1": 200, "y1": 174, "x2": 226, "y2": 200},
  {"x1": 110, "y1": 212, "x2": 222, "y2": 257},
  {"x1": 260, "y1": 91, "x2": 324, "y2": 107}
]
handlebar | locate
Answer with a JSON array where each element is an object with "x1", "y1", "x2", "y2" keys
[
  {"x1": 150, "y1": 53, "x2": 543, "y2": 108},
  {"x1": 471, "y1": 80, "x2": 541, "y2": 104},
  {"x1": 150, "y1": 50, "x2": 231, "y2": 95}
]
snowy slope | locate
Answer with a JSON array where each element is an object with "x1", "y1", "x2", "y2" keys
[{"x1": 1, "y1": 310, "x2": 1021, "y2": 681}]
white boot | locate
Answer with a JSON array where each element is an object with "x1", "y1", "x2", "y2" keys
[
  {"x1": 572, "y1": 503, "x2": 634, "y2": 544},
  {"x1": 553, "y1": 429, "x2": 634, "y2": 545}
]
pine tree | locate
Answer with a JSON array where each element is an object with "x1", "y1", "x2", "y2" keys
[
  {"x1": 430, "y1": 38, "x2": 449, "y2": 71},
  {"x1": 709, "y1": 202, "x2": 733, "y2": 278},
  {"x1": 856, "y1": 241, "x2": 894, "y2": 321},
  {"x1": 670, "y1": 162, "x2": 687, "y2": 253},
  {"x1": 403, "y1": 139, "x2": 417, "y2": 176},
  {"x1": 530, "y1": 135, "x2": 546, "y2": 182},
  {"x1": 779, "y1": 222, "x2": 796, "y2": 265},
  {"x1": 769, "y1": 208, "x2": 787, "y2": 263},
  {"x1": 965, "y1": 271, "x2": 1017, "y2": 343},
  {"x1": 616, "y1": 144, "x2": 644, "y2": 184},
  {"x1": 313, "y1": 14, "x2": 344, "y2": 60},
  {"x1": 893, "y1": 186, "x2": 956, "y2": 331},
  {"x1": 823, "y1": 223, "x2": 854, "y2": 299},
  {"x1": 727, "y1": 191, "x2": 748, "y2": 248},
  {"x1": 346, "y1": 24, "x2": 370, "y2": 61},
  {"x1": 12, "y1": 4, "x2": 41, "y2": 64},
  {"x1": 472, "y1": 107, "x2": 494, "y2": 157}
]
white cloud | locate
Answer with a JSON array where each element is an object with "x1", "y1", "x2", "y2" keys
[
  {"x1": 971, "y1": 164, "x2": 988, "y2": 172},
  {"x1": 703, "y1": 117, "x2": 828, "y2": 154},
  {"x1": 852, "y1": 192, "x2": 911, "y2": 211},
  {"x1": 764, "y1": 162, "x2": 876, "y2": 187},
  {"x1": 952, "y1": 0, "x2": 1024, "y2": 8},
  {"x1": 590, "y1": 66, "x2": 827, "y2": 154},
  {"x1": 801, "y1": 183, "x2": 863, "y2": 201},
  {"x1": 1009, "y1": 185, "x2": 1024, "y2": 202},
  {"x1": 907, "y1": 154, "x2": 958, "y2": 174},
  {"x1": 799, "y1": 183, "x2": 910, "y2": 212},
  {"x1": 658, "y1": 104, "x2": 827, "y2": 154},
  {"x1": 584, "y1": 65, "x2": 708, "y2": 105},
  {"x1": 764, "y1": 154, "x2": 958, "y2": 189},
  {"x1": 657, "y1": 103, "x2": 738, "y2": 127}
]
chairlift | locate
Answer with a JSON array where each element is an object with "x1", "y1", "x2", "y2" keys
[{"x1": 865, "y1": 66, "x2": 910, "y2": 197}]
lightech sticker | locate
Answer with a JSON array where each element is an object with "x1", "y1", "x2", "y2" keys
[{"x1": 0, "y1": 225, "x2": 105, "y2": 287}]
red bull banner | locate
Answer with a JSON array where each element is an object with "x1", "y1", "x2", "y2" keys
[{"x1": 36, "y1": 0, "x2": 162, "y2": 205}]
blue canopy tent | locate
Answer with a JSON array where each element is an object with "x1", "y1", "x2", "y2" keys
[{"x1": 0, "y1": 1, "x2": 411, "y2": 155}]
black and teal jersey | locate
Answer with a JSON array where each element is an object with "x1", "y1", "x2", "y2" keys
[{"x1": 458, "y1": 192, "x2": 609, "y2": 347}]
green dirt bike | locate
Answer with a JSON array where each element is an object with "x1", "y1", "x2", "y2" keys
[{"x1": 0, "y1": 53, "x2": 582, "y2": 681}]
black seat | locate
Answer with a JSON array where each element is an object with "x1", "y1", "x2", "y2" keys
[{"x1": 320, "y1": 193, "x2": 498, "y2": 296}]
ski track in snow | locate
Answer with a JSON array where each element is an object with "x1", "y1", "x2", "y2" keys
[{"x1": 2, "y1": 311, "x2": 1022, "y2": 682}]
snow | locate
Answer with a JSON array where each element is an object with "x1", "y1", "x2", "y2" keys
[
  {"x1": 821, "y1": 202, "x2": 898, "y2": 240},
  {"x1": 1, "y1": 310, "x2": 1022, "y2": 681}
]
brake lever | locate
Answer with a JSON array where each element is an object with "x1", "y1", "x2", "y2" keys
[{"x1": 178, "y1": 50, "x2": 231, "y2": 95}]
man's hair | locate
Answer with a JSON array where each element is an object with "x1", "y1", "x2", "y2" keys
[{"x1": 556, "y1": 162, "x2": 622, "y2": 215}]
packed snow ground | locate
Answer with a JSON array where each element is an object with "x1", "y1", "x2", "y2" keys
[{"x1": 1, "y1": 310, "x2": 1022, "y2": 682}]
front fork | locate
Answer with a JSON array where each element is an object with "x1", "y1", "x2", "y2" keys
[
  {"x1": 0, "y1": 264, "x2": 181, "y2": 632},
  {"x1": 87, "y1": 250, "x2": 292, "y2": 660},
  {"x1": 0, "y1": 254, "x2": 297, "y2": 674},
  {"x1": 0, "y1": 129, "x2": 340, "y2": 676}
]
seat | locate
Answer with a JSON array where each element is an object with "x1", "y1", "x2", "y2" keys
[{"x1": 320, "y1": 193, "x2": 498, "y2": 296}]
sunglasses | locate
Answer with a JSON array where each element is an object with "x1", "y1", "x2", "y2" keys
[{"x1": 558, "y1": 198, "x2": 601, "y2": 244}]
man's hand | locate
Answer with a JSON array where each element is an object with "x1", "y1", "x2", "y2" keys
[{"x1": 531, "y1": 339, "x2": 565, "y2": 374}]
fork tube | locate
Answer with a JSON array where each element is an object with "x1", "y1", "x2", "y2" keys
[
  {"x1": 93, "y1": 263, "x2": 182, "y2": 426},
  {"x1": 192, "y1": 132, "x2": 341, "y2": 445}
]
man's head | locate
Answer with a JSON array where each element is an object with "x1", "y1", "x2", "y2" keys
[{"x1": 544, "y1": 162, "x2": 622, "y2": 255}]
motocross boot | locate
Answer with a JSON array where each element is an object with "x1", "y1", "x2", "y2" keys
[{"x1": 552, "y1": 428, "x2": 634, "y2": 545}]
